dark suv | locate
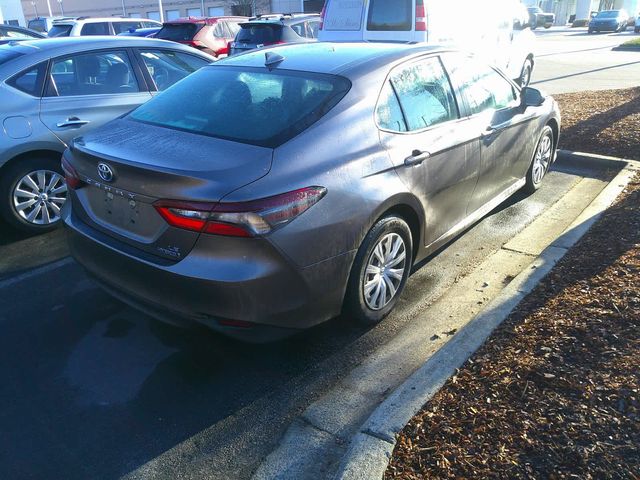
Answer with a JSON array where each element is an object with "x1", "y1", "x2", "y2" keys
[
  {"x1": 229, "y1": 13, "x2": 320, "y2": 56},
  {"x1": 155, "y1": 16, "x2": 247, "y2": 58}
]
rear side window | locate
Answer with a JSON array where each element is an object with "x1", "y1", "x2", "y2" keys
[
  {"x1": 390, "y1": 57, "x2": 458, "y2": 131},
  {"x1": 49, "y1": 51, "x2": 140, "y2": 96},
  {"x1": 156, "y1": 23, "x2": 204, "y2": 41},
  {"x1": 129, "y1": 66, "x2": 351, "y2": 148},
  {"x1": 81, "y1": 22, "x2": 110, "y2": 35},
  {"x1": 367, "y1": 0, "x2": 412, "y2": 31},
  {"x1": 48, "y1": 24, "x2": 73, "y2": 37},
  {"x1": 8, "y1": 62, "x2": 47, "y2": 96},
  {"x1": 113, "y1": 21, "x2": 143, "y2": 34},
  {"x1": 28, "y1": 19, "x2": 47, "y2": 32},
  {"x1": 376, "y1": 82, "x2": 407, "y2": 132},
  {"x1": 236, "y1": 24, "x2": 282, "y2": 44}
]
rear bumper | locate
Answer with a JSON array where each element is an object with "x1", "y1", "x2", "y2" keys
[{"x1": 64, "y1": 206, "x2": 355, "y2": 339}]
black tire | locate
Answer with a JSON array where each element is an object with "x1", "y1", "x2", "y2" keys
[
  {"x1": 345, "y1": 215, "x2": 413, "y2": 325},
  {"x1": 524, "y1": 125, "x2": 554, "y2": 194},
  {"x1": 0, "y1": 156, "x2": 67, "y2": 234},
  {"x1": 588, "y1": 29, "x2": 594, "y2": 34},
  {"x1": 518, "y1": 58, "x2": 533, "y2": 87}
]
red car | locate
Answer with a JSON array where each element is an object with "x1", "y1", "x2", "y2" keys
[{"x1": 155, "y1": 16, "x2": 247, "y2": 58}]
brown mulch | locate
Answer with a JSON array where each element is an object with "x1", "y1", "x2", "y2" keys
[
  {"x1": 385, "y1": 90, "x2": 640, "y2": 479},
  {"x1": 555, "y1": 87, "x2": 640, "y2": 160}
]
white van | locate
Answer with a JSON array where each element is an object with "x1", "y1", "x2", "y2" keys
[{"x1": 318, "y1": 0, "x2": 536, "y2": 86}]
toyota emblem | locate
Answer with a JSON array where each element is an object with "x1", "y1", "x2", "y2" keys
[{"x1": 97, "y1": 163, "x2": 114, "y2": 182}]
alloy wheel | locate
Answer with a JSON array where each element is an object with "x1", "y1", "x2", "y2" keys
[
  {"x1": 532, "y1": 134, "x2": 552, "y2": 185},
  {"x1": 12, "y1": 170, "x2": 67, "y2": 225},
  {"x1": 363, "y1": 233, "x2": 407, "y2": 311}
]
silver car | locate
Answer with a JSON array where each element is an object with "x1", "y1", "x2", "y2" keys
[
  {"x1": 0, "y1": 36, "x2": 212, "y2": 233},
  {"x1": 63, "y1": 43, "x2": 560, "y2": 342}
]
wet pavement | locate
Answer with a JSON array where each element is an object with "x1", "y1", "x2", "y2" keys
[{"x1": 0, "y1": 155, "x2": 620, "y2": 479}]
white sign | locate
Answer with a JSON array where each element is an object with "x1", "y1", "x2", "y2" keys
[{"x1": 323, "y1": 0, "x2": 365, "y2": 31}]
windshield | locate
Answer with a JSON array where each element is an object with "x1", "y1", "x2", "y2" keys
[
  {"x1": 129, "y1": 66, "x2": 351, "y2": 148},
  {"x1": 48, "y1": 24, "x2": 73, "y2": 37},
  {"x1": 236, "y1": 24, "x2": 282, "y2": 44},
  {"x1": 156, "y1": 23, "x2": 204, "y2": 41},
  {"x1": 596, "y1": 11, "x2": 620, "y2": 18}
]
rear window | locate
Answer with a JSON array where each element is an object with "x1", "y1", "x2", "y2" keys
[
  {"x1": 597, "y1": 11, "x2": 619, "y2": 18},
  {"x1": 129, "y1": 66, "x2": 351, "y2": 148},
  {"x1": 367, "y1": 0, "x2": 412, "y2": 31},
  {"x1": 156, "y1": 23, "x2": 204, "y2": 41},
  {"x1": 48, "y1": 24, "x2": 73, "y2": 37},
  {"x1": 28, "y1": 19, "x2": 47, "y2": 32},
  {"x1": 236, "y1": 24, "x2": 282, "y2": 44}
]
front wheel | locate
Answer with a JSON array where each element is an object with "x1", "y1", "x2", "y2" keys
[
  {"x1": 0, "y1": 156, "x2": 68, "y2": 234},
  {"x1": 524, "y1": 126, "x2": 554, "y2": 194},
  {"x1": 345, "y1": 216, "x2": 413, "y2": 325},
  {"x1": 519, "y1": 58, "x2": 533, "y2": 87}
]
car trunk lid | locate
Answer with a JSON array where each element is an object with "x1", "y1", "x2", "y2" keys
[{"x1": 68, "y1": 118, "x2": 273, "y2": 262}]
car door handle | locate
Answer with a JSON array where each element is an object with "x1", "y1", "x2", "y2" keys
[
  {"x1": 56, "y1": 117, "x2": 90, "y2": 128},
  {"x1": 404, "y1": 150, "x2": 430, "y2": 167}
]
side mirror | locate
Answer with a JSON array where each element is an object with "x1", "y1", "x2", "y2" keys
[{"x1": 521, "y1": 86, "x2": 546, "y2": 108}]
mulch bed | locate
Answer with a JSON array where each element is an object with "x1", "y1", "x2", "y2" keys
[
  {"x1": 385, "y1": 89, "x2": 640, "y2": 479},
  {"x1": 554, "y1": 87, "x2": 640, "y2": 160}
]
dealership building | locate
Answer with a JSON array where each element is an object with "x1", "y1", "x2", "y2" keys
[
  {"x1": 1, "y1": 0, "x2": 26, "y2": 25},
  {"x1": 15, "y1": 0, "x2": 640, "y2": 27},
  {"x1": 525, "y1": 0, "x2": 638, "y2": 25},
  {"x1": 19, "y1": 0, "x2": 322, "y2": 22}
]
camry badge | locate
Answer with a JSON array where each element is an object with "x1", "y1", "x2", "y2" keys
[{"x1": 97, "y1": 163, "x2": 114, "y2": 182}]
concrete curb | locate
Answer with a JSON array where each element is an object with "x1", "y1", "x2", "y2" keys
[{"x1": 335, "y1": 152, "x2": 640, "y2": 480}]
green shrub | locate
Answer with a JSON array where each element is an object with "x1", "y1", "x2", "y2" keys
[{"x1": 572, "y1": 19, "x2": 589, "y2": 27}]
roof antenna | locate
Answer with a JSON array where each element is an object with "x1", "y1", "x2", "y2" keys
[{"x1": 265, "y1": 52, "x2": 285, "y2": 70}]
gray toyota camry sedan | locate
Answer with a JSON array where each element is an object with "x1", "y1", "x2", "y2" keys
[{"x1": 63, "y1": 42, "x2": 560, "y2": 341}]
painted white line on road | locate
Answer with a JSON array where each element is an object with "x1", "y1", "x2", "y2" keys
[{"x1": 0, "y1": 257, "x2": 73, "y2": 290}]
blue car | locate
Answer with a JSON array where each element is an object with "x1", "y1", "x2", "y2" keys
[
  {"x1": 589, "y1": 10, "x2": 629, "y2": 33},
  {"x1": 118, "y1": 27, "x2": 161, "y2": 37}
]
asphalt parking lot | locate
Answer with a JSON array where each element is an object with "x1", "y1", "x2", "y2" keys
[
  {"x1": 1, "y1": 28, "x2": 639, "y2": 480},
  {"x1": 0, "y1": 152, "x2": 623, "y2": 479}
]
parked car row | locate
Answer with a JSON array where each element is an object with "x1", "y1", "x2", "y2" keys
[
  {"x1": 3, "y1": 3, "x2": 560, "y2": 341},
  {"x1": 589, "y1": 9, "x2": 631, "y2": 33},
  {"x1": 0, "y1": 37, "x2": 213, "y2": 232}
]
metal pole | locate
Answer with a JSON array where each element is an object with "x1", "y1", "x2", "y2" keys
[
  {"x1": 32, "y1": 2, "x2": 39, "y2": 18},
  {"x1": 45, "y1": 0, "x2": 53, "y2": 17},
  {"x1": 158, "y1": 0, "x2": 164, "y2": 22},
  {"x1": 201, "y1": 0, "x2": 205, "y2": 16},
  {"x1": 121, "y1": 0, "x2": 127, "y2": 16},
  {"x1": 58, "y1": 0, "x2": 64, "y2": 15}
]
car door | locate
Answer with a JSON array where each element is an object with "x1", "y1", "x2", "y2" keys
[
  {"x1": 133, "y1": 48, "x2": 211, "y2": 95},
  {"x1": 376, "y1": 55, "x2": 480, "y2": 246},
  {"x1": 39, "y1": 49, "x2": 152, "y2": 147},
  {"x1": 443, "y1": 53, "x2": 539, "y2": 214}
]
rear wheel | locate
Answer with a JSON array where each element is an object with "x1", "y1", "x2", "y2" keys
[
  {"x1": 524, "y1": 126, "x2": 554, "y2": 194},
  {"x1": 0, "y1": 156, "x2": 67, "y2": 233},
  {"x1": 345, "y1": 216, "x2": 412, "y2": 325}
]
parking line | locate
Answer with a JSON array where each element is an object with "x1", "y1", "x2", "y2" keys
[{"x1": 0, "y1": 257, "x2": 73, "y2": 290}]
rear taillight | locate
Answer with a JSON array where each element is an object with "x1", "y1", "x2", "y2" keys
[
  {"x1": 415, "y1": 0, "x2": 426, "y2": 31},
  {"x1": 61, "y1": 156, "x2": 82, "y2": 190},
  {"x1": 319, "y1": 4, "x2": 326, "y2": 30},
  {"x1": 154, "y1": 187, "x2": 327, "y2": 238}
]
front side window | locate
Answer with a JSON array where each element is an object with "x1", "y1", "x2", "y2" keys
[
  {"x1": 49, "y1": 51, "x2": 140, "y2": 96},
  {"x1": 81, "y1": 22, "x2": 110, "y2": 35},
  {"x1": 129, "y1": 66, "x2": 351, "y2": 148},
  {"x1": 139, "y1": 49, "x2": 209, "y2": 90},
  {"x1": 8, "y1": 62, "x2": 47, "y2": 96},
  {"x1": 446, "y1": 56, "x2": 517, "y2": 116},
  {"x1": 389, "y1": 57, "x2": 458, "y2": 131},
  {"x1": 367, "y1": 0, "x2": 412, "y2": 31}
]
